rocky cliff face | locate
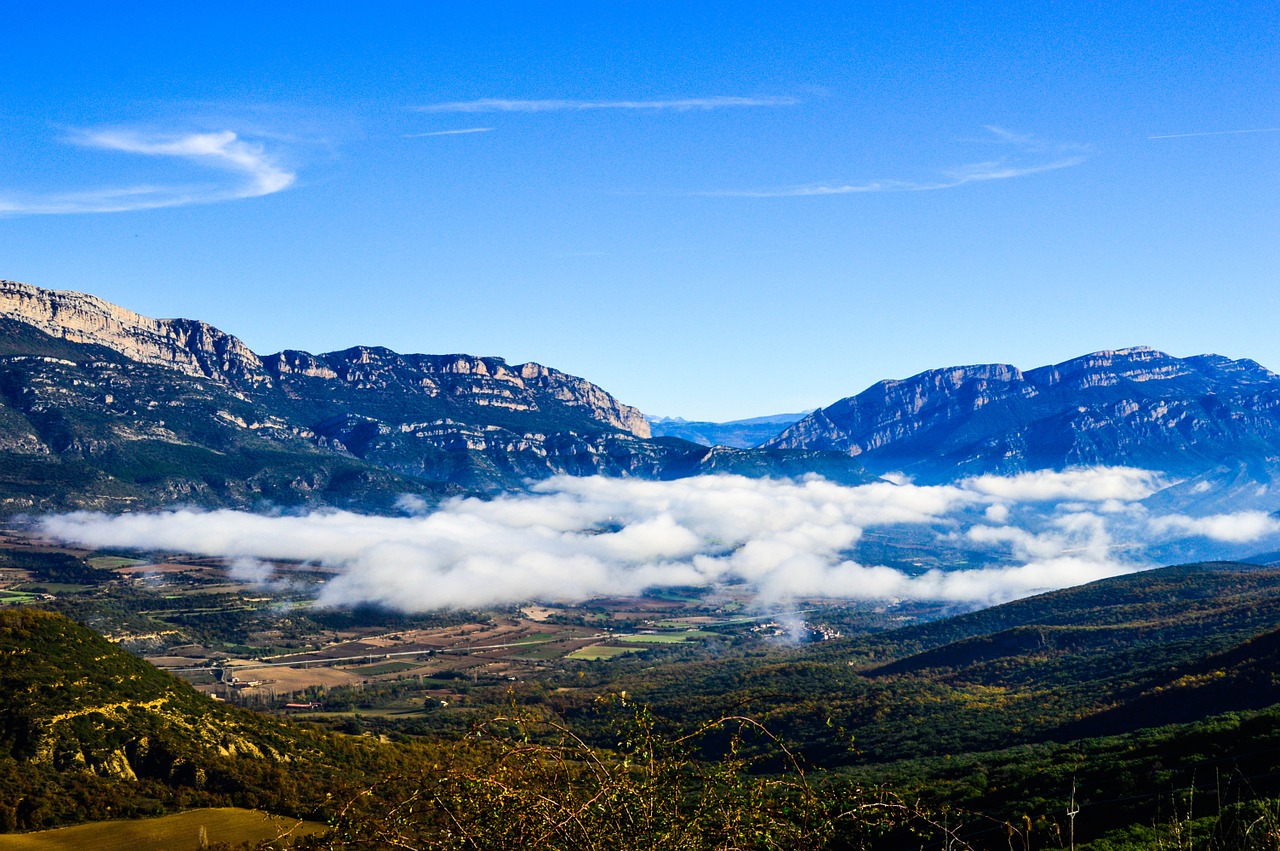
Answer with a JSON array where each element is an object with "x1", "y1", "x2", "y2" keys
[
  {"x1": 517, "y1": 361, "x2": 651, "y2": 437},
  {"x1": 0, "y1": 280, "x2": 267, "y2": 385},
  {"x1": 0, "y1": 280, "x2": 648, "y2": 438},
  {"x1": 1, "y1": 280, "x2": 862, "y2": 511},
  {"x1": 767, "y1": 347, "x2": 1280, "y2": 487},
  {"x1": 260, "y1": 347, "x2": 650, "y2": 438}
]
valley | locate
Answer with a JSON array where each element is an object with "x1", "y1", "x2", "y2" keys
[
  {"x1": 6, "y1": 281, "x2": 1280, "y2": 848},
  {"x1": 0, "y1": 527, "x2": 944, "y2": 719},
  {"x1": 5, "y1": 1, "x2": 1276, "y2": 845},
  {"x1": 8, "y1": 518, "x2": 1280, "y2": 848}
]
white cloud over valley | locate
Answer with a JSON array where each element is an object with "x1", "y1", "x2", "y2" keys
[
  {"x1": 36, "y1": 469, "x2": 1280, "y2": 613},
  {"x1": 1148, "y1": 511, "x2": 1280, "y2": 543}
]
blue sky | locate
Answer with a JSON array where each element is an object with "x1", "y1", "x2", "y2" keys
[{"x1": 1, "y1": 2, "x2": 1276, "y2": 420}]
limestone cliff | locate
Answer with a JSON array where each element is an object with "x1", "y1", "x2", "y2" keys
[
  {"x1": 0, "y1": 280, "x2": 267, "y2": 385},
  {"x1": 518, "y1": 361, "x2": 651, "y2": 438},
  {"x1": 0, "y1": 279, "x2": 649, "y2": 438},
  {"x1": 766, "y1": 347, "x2": 1280, "y2": 486},
  {"x1": 260, "y1": 348, "x2": 651, "y2": 438}
]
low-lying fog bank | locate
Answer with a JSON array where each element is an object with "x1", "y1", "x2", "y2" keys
[{"x1": 37, "y1": 469, "x2": 1280, "y2": 611}]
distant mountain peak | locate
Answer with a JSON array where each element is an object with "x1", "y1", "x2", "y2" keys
[{"x1": 647, "y1": 411, "x2": 814, "y2": 448}]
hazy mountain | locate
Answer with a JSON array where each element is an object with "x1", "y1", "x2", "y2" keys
[
  {"x1": 766, "y1": 347, "x2": 1280, "y2": 511},
  {"x1": 648, "y1": 411, "x2": 811, "y2": 448},
  {"x1": 0, "y1": 280, "x2": 871, "y2": 511}
]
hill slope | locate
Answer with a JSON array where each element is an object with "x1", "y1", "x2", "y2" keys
[
  {"x1": 616, "y1": 562, "x2": 1280, "y2": 765},
  {"x1": 12, "y1": 578, "x2": 1280, "y2": 847},
  {"x1": 0, "y1": 608, "x2": 391, "y2": 832}
]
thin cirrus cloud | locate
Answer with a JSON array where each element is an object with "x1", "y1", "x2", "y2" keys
[
  {"x1": 0, "y1": 129, "x2": 296, "y2": 216},
  {"x1": 710, "y1": 158, "x2": 1088, "y2": 197},
  {"x1": 404, "y1": 127, "x2": 494, "y2": 138},
  {"x1": 414, "y1": 96, "x2": 800, "y2": 114},
  {"x1": 707, "y1": 126, "x2": 1089, "y2": 198},
  {"x1": 1149, "y1": 127, "x2": 1280, "y2": 140}
]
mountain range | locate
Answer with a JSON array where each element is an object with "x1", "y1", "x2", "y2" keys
[
  {"x1": 0, "y1": 280, "x2": 869, "y2": 513},
  {"x1": 765, "y1": 346, "x2": 1280, "y2": 514},
  {"x1": 5, "y1": 279, "x2": 1280, "y2": 516},
  {"x1": 768, "y1": 347, "x2": 1280, "y2": 476}
]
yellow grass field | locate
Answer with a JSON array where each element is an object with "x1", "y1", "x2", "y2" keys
[{"x1": 0, "y1": 807, "x2": 325, "y2": 851}]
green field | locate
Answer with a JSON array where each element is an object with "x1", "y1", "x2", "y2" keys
[
  {"x1": 616, "y1": 633, "x2": 700, "y2": 644},
  {"x1": 17, "y1": 584, "x2": 89, "y2": 594},
  {"x1": 0, "y1": 808, "x2": 324, "y2": 850},
  {"x1": 513, "y1": 632, "x2": 556, "y2": 642},
  {"x1": 176, "y1": 669, "x2": 219, "y2": 685},
  {"x1": 87, "y1": 556, "x2": 147, "y2": 570},
  {"x1": 507, "y1": 643, "x2": 572, "y2": 660},
  {"x1": 352, "y1": 660, "x2": 421, "y2": 676},
  {"x1": 566, "y1": 644, "x2": 644, "y2": 660}
]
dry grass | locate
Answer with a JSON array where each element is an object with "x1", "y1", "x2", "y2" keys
[{"x1": 0, "y1": 807, "x2": 324, "y2": 851}]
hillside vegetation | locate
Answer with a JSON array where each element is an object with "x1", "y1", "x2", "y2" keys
[{"x1": 9, "y1": 560, "x2": 1280, "y2": 847}]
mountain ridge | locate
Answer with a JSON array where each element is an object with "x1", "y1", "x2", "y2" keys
[
  {"x1": 0, "y1": 279, "x2": 651, "y2": 438},
  {"x1": 11, "y1": 277, "x2": 1280, "y2": 516},
  {"x1": 0, "y1": 280, "x2": 873, "y2": 510},
  {"x1": 765, "y1": 346, "x2": 1280, "y2": 503}
]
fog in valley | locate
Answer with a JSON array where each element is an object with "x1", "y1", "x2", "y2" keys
[{"x1": 39, "y1": 468, "x2": 1280, "y2": 612}]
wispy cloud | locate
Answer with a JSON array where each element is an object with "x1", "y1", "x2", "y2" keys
[
  {"x1": 1149, "y1": 127, "x2": 1280, "y2": 140},
  {"x1": 415, "y1": 96, "x2": 799, "y2": 114},
  {"x1": 709, "y1": 158, "x2": 1087, "y2": 197},
  {"x1": 0, "y1": 129, "x2": 296, "y2": 215},
  {"x1": 707, "y1": 126, "x2": 1088, "y2": 198},
  {"x1": 404, "y1": 127, "x2": 494, "y2": 138},
  {"x1": 978, "y1": 125, "x2": 1038, "y2": 145}
]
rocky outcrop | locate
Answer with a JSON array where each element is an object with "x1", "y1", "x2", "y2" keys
[
  {"x1": 0, "y1": 280, "x2": 267, "y2": 385},
  {"x1": 767, "y1": 347, "x2": 1280, "y2": 483},
  {"x1": 518, "y1": 362, "x2": 651, "y2": 437},
  {"x1": 0, "y1": 279, "x2": 649, "y2": 439},
  {"x1": 7, "y1": 279, "x2": 872, "y2": 510},
  {"x1": 261, "y1": 348, "x2": 650, "y2": 438}
]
